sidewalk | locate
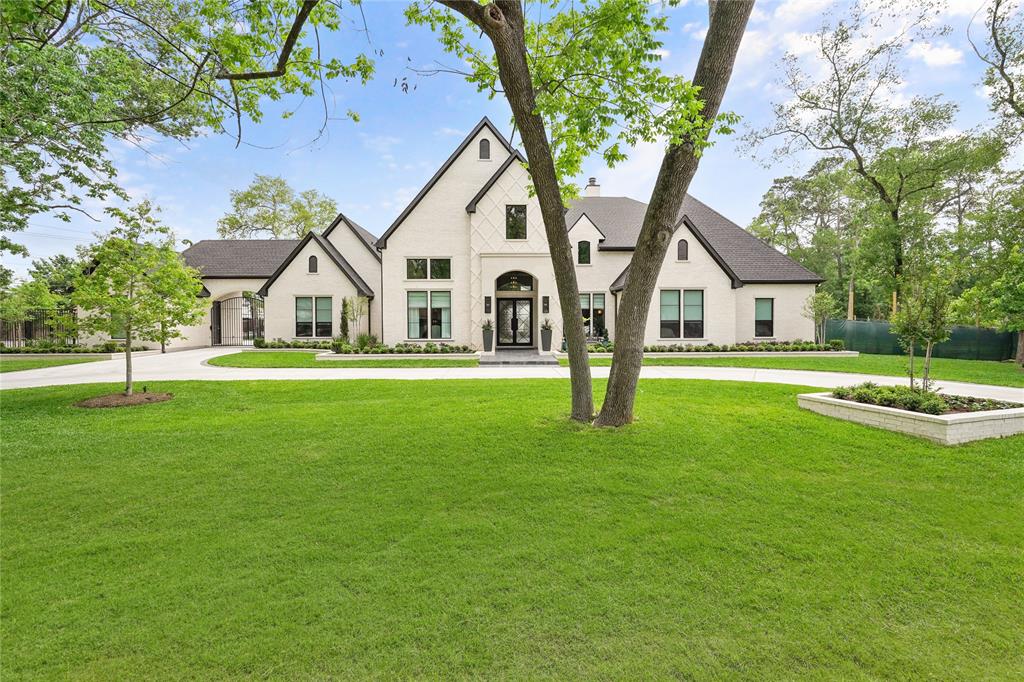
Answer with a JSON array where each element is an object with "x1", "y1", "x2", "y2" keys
[{"x1": 2, "y1": 347, "x2": 1022, "y2": 402}]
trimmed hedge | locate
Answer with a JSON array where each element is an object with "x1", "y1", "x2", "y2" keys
[
  {"x1": 0, "y1": 343, "x2": 146, "y2": 354},
  {"x1": 331, "y1": 340, "x2": 474, "y2": 355},
  {"x1": 588, "y1": 339, "x2": 845, "y2": 353},
  {"x1": 253, "y1": 338, "x2": 332, "y2": 350},
  {"x1": 831, "y1": 382, "x2": 1020, "y2": 415}
]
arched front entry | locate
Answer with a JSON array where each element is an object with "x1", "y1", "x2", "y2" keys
[
  {"x1": 211, "y1": 294, "x2": 265, "y2": 346},
  {"x1": 495, "y1": 271, "x2": 536, "y2": 348}
]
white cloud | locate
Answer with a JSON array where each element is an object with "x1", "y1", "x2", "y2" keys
[
  {"x1": 435, "y1": 127, "x2": 466, "y2": 137},
  {"x1": 593, "y1": 140, "x2": 666, "y2": 201},
  {"x1": 749, "y1": 6, "x2": 770, "y2": 22},
  {"x1": 360, "y1": 133, "x2": 402, "y2": 154},
  {"x1": 908, "y1": 41, "x2": 964, "y2": 67},
  {"x1": 379, "y1": 185, "x2": 419, "y2": 212},
  {"x1": 942, "y1": 0, "x2": 985, "y2": 16},
  {"x1": 653, "y1": 48, "x2": 671, "y2": 60},
  {"x1": 773, "y1": 0, "x2": 830, "y2": 24}
]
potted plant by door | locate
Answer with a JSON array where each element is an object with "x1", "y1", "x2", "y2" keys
[
  {"x1": 541, "y1": 318, "x2": 553, "y2": 352},
  {"x1": 482, "y1": 319, "x2": 494, "y2": 352}
]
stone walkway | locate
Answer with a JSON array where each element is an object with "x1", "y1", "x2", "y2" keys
[{"x1": 2, "y1": 347, "x2": 1022, "y2": 402}]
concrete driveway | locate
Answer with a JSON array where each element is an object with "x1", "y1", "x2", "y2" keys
[{"x1": 2, "y1": 347, "x2": 1022, "y2": 402}]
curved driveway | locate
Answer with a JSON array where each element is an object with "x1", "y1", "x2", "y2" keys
[{"x1": 2, "y1": 347, "x2": 1022, "y2": 402}]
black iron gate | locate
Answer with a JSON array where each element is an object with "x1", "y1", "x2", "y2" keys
[{"x1": 212, "y1": 295, "x2": 264, "y2": 346}]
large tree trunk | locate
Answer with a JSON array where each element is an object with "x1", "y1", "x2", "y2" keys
[
  {"x1": 594, "y1": 0, "x2": 754, "y2": 427},
  {"x1": 1016, "y1": 331, "x2": 1023, "y2": 368},
  {"x1": 440, "y1": 0, "x2": 593, "y2": 421},
  {"x1": 847, "y1": 274, "x2": 855, "y2": 320}
]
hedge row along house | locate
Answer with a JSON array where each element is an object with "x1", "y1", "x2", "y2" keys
[{"x1": 163, "y1": 118, "x2": 822, "y2": 351}]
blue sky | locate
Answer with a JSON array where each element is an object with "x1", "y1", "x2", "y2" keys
[{"x1": 7, "y1": 0, "x2": 1005, "y2": 278}]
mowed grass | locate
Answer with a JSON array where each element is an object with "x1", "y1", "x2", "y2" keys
[
  {"x1": 2, "y1": 379, "x2": 1022, "y2": 679},
  {"x1": 565, "y1": 353, "x2": 1024, "y2": 387},
  {"x1": 208, "y1": 350, "x2": 478, "y2": 368},
  {"x1": 0, "y1": 356, "x2": 103, "y2": 373}
]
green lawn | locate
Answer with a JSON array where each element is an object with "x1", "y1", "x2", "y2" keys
[
  {"x1": 0, "y1": 356, "x2": 103, "y2": 373},
  {"x1": 564, "y1": 353, "x2": 1024, "y2": 387},
  {"x1": 208, "y1": 350, "x2": 478, "y2": 368},
  {"x1": 2, "y1": 379, "x2": 1021, "y2": 678}
]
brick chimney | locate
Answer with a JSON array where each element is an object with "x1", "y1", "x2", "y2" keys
[{"x1": 584, "y1": 177, "x2": 601, "y2": 197}]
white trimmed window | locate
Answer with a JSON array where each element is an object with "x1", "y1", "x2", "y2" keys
[{"x1": 408, "y1": 291, "x2": 451, "y2": 340}]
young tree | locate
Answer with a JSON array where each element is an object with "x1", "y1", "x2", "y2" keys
[
  {"x1": 408, "y1": 0, "x2": 752, "y2": 425},
  {"x1": 217, "y1": 175, "x2": 338, "y2": 239},
  {"x1": 27, "y1": 254, "x2": 82, "y2": 299},
  {"x1": 345, "y1": 296, "x2": 369, "y2": 340},
  {"x1": 917, "y1": 275, "x2": 953, "y2": 391},
  {"x1": 340, "y1": 297, "x2": 351, "y2": 341},
  {"x1": 889, "y1": 279, "x2": 927, "y2": 389},
  {"x1": 802, "y1": 291, "x2": 839, "y2": 344},
  {"x1": 74, "y1": 202, "x2": 205, "y2": 395},
  {"x1": 1, "y1": 1, "x2": 373, "y2": 256}
]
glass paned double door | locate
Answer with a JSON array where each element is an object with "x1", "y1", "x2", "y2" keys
[{"x1": 497, "y1": 298, "x2": 533, "y2": 346}]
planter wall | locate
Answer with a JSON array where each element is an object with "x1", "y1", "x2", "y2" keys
[{"x1": 798, "y1": 392, "x2": 1024, "y2": 445}]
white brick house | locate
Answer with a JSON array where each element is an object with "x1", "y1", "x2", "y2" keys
[{"x1": 174, "y1": 117, "x2": 822, "y2": 350}]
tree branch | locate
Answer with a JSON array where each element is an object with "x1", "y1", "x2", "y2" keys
[{"x1": 216, "y1": 0, "x2": 318, "y2": 81}]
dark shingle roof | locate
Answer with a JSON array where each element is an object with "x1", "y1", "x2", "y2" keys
[
  {"x1": 181, "y1": 239, "x2": 299, "y2": 278},
  {"x1": 567, "y1": 195, "x2": 822, "y2": 285}
]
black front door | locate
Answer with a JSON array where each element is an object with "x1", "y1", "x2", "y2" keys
[{"x1": 497, "y1": 298, "x2": 533, "y2": 346}]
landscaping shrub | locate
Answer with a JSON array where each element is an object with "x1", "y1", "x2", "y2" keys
[
  {"x1": 0, "y1": 343, "x2": 144, "y2": 354},
  {"x1": 355, "y1": 333, "x2": 377, "y2": 350},
  {"x1": 828, "y1": 339, "x2": 845, "y2": 350},
  {"x1": 329, "y1": 341, "x2": 474, "y2": 355},
  {"x1": 831, "y1": 382, "x2": 948, "y2": 415},
  {"x1": 253, "y1": 337, "x2": 266, "y2": 348},
  {"x1": 638, "y1": 340, "x2": 839, "y2": 353}
]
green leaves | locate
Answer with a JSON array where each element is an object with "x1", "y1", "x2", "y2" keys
[
  {"x1": 1, "y1": 1, "x2": 376, "y2": 255},
  {"x1": 216, "y1": 174, "x2": 337, "y2": 239},
  {"x1": 406, "y1": 0, "x2": 732, "y2": 198}
]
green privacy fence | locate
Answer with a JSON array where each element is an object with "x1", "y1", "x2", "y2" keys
[{"x1": 825, "y1": 319, "x2": 1019, "y2": 361}]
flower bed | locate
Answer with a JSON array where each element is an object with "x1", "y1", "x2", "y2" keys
[
  {"x1": 642, "y1": 339, "x2": 845, "y2": 353},
  {"x1": 830, "y1": 382, "x2": 1020, "y2": 416}
]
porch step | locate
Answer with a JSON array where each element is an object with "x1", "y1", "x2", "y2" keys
[{"x1": 480, "y1": 350, "x2": 559, "y2": 366}]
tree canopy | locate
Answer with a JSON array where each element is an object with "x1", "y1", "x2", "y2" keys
[{"x1": 217, "y1": 175, "x2": 338, "y2": 239}]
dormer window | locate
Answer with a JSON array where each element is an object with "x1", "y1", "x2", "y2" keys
[
  {"x1": 308, "y1": 255, "x2": 318, "y2": 273},
  {"x1": 479, "y1": 138, "x2": 490, "y2": 160},
  {"x1": 677, "y1": 239, "x2": 688, "y2": 261}
]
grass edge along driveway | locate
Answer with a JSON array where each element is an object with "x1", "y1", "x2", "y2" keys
[
  {"x1": 2, "y1": 378, "x2": 1021, "y2": 679},
  {"x1": 566, "y1": 353, "x2": 1024, "y2": 388},
  {"x1": 0, "y1": 356, "x2": 103, "y2": 373}
]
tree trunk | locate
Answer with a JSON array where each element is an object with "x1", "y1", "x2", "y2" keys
[
  {"x1": 594, "y1": 0, "x2": 754, "y2": 427},
  {"x1": 922, "y1": 340, "x2": 933, "y2": 391},
  {"x1": 160, "y1": 321, "x2": 166, "y2": 353},
  {"x1": 442, "y1": 0, "x2": 593, "y2": 420},
  {"x1": 907, "y1": 343, "x2": 915, "y2": 390},
  {"x1": 125, "y1": 329, "x2": 133, "y2": 396},
  {"x1": 847, "y1": 274, "x2": 855, "y2": 320},
  {"x1": 1016, "y1": 331, "x2": 1023, "y2": 368}
]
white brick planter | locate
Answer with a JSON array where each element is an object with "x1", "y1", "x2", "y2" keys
[{"x1": 798, "y1": 392, "x2": 1024, "y2": 445}]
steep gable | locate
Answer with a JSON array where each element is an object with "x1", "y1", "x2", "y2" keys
[{"x1": 376, "y1": 117, "x2": 518, "y2": 248}]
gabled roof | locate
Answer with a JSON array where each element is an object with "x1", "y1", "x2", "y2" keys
[
  {"x1": 377, "y1": 116, "x2": 517, "y2": 248},
  {"x1": 566, "y1": 211, "x2": 606, "y2": 240},
  {"x1": 257, "y1": 231, "x2": 374, "y2": 298},
  {"x1": 568, "y1": 195, "x2": 823, "y2": 287},
  {"x1": 322, "y1": 211, "x2": 381, "y2": 262},
  {"x1": 181, "y1": 239, "x2": 299, "y2": 278},
  {"x1": 465, "y1": 150, "x2": 527, "y2": 213}
]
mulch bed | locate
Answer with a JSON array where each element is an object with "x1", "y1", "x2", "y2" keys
[{"x1": 75, "y1": 392, "x2": 173, "y2": 408}]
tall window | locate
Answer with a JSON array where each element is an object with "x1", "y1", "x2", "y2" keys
[
  {"x1": 578, "y1": 240, "x2": 591, "y2": 265},
  {"x1": 660, "y1": 290, "x2": 680, "y2": 338},
  {"x1": 661, "y1": 290, "x2": 704, "y2": 339},
  {"x1": 506, "y1": 205, "x2": 527, "y2": 239},
  {"x1": 308, "y1": 255, "x2": 318, "y2": 273},
  {"x1": 677, "y1": 239, "x2": 688, "y2": 261},
  {"x1": 295, "y1": 296, "x2": 332, "y2": 338},
  {"x1": 580, "y1": 293, "x2": 606, "y2": 337},
  {"x1": 430, "y1": 292, "x2": 451, "y2": 339},
  {"x1": 408, "y1": 291, "x2": 451, "y2": 339},
  {"x1": 479, "y1": 138, "x2": 490, "y2": 160},
  {"x1": 683, "y1": 290, "x2": 704, "y2": 338},
  {"x1": 408, "y1": 292, "x2": 428, "y2": 339},
  {"x1": 755, "y1": 298, "x2": 774, "y2": 337},
  {"x1": 407, "y1": 258, "x2": 450, "y2": 279}
]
